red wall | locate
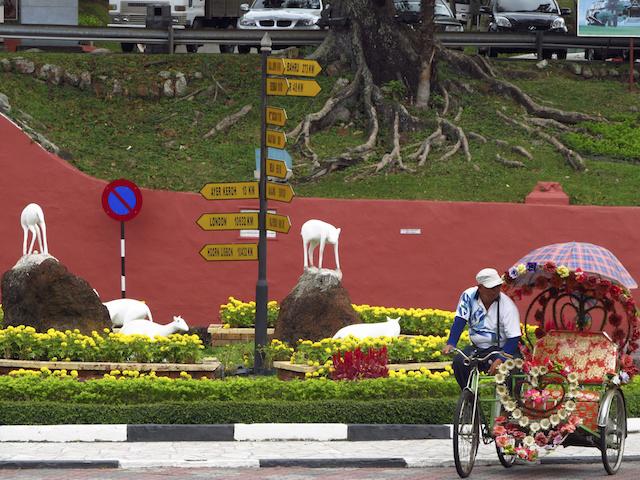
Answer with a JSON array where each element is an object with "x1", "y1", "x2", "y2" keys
[{"x1": 2, "y1": 114, "x2": 640, "y2": 328}]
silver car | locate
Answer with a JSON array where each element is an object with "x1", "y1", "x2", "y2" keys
[{"x1": 237, "y1": 0, "x2": 323, "y2": 52}]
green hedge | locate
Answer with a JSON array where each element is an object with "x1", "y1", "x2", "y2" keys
[
  {"x1": 0, "y1": 374, "x2": 459, "y2": 404},
  {"x1": 0, "y1": 399, "x2": 456, "y2": 425}
]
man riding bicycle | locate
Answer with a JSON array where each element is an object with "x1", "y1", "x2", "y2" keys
[{"x1": 442, "y1": 268, "x2": 521, "y2": 388}]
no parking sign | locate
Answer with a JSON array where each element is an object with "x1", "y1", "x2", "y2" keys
[
  {"x1": 101, "y1": 179, "x2": 143, "y2": 298},
  {"x1": 101, "y1": 179, "x2": 143, "y2": 222}
]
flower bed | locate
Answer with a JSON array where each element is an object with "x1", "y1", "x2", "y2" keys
[
  {"x1": 0, "y1": 325, "x2": 205, "y2": 364},
  {"x1": 217, "y1": 297, "x2": 456, "y2": 336}
]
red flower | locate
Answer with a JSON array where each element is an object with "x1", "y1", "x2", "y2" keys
[
  {"x1": 535, "y1": 432, "x2": 548, "y2": 447},
  {"x1": 613, "y1": 329, "x2": 626, "y2": 344},
  {"x1": 544, "y1": 261, "x2": 557, "y2": 272},
  {"x1": 496, "y1": 435, "x2": 510, "y2": 448},
  {"x1": 493, "y1": 425, "x2": 507, "y2": 436},
  {"x1": 495, "y1": 416, "x2": 506, "y2": 424},
  {"x1": 621, "y1": 354, "x2": 634, "y2": 368},
  {"x1": 609, "y1": 313, "x2": 622, "y2": 327},
  {"x1": 610, "y1": 285, "x2": 622, "y2": 297}
]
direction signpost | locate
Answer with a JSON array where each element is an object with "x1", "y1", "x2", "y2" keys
[{"x1": 198, "y1": 35, "x2": 320, "y2": 374}]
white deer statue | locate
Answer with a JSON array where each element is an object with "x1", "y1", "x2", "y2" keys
[
  {"x1": 103, "y1": 298, "x2": 153, "y2": 328},
  {"x1": 119, "y1": 315, "x2": 189, "y2": 339},
  {"x1": 333, "y1": 317, "x2": 401, "y2": 340},
  {"x1": 21, "y1": 203, "x2": 48, "y2": 255},
  {"x1": 301, "y1": 219, "x2": 341, "y2": 272}
]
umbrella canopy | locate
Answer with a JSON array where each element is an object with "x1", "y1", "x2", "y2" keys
[{"x1": 511, "y1": 241, "x2": 637, "y2": 289}]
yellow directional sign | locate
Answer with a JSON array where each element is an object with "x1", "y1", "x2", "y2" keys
[
  {"x1": 266, "y1": 107, "x2": 288, "y2": 127},
  {"x1": 266, "y1": 78, "x2": 289, "y2": 96},
  {"x1": 287, "y1": 79, "x2": 321, "y2": 97},
  {"x1": 200, "y1": 181, "x2": 258, "y2": 200},
  {"x1": 266, "y1": 213, "x2": 291, "y2": 234},
  {"x1": 266, "y1": 129, "x2": 286, "y2": 149},
  {"x1": 266, "y1": 78, "x2": 321, "y2": 97},
  {"x1": 196, "y1": 213, "x2": 258, "y2": 231},
  {"x1": 267, "y1": 58, "x2": 322, "y2": 77},
  {"x1": 199, "y1": 243, "x2": 258, "y2": 261},
  {"x1": 266, "y1": 181, "x2": 295, "y2": 203},
  {"x1": 266, "y1": 158, "x2": 288, "y2": 179}
]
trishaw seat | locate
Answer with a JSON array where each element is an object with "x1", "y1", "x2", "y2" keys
[
  {"x1": 532, "y1": 330, "x2": 618, "y2": 384},
  {"x1": 532, "y1": 331, "x2": 618, "y2": 432}
]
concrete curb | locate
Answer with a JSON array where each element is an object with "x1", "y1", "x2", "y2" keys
[
  {"x1": 0, "y1": 423, "x2": 452, "y2": 442},
  {"x1": 0, "y1": 460, "x2": 119, "y2": 469}
]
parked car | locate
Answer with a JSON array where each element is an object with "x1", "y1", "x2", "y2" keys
[
  {"x1": 479, "y1": 0, "x2": 571, "y2": 59},
  {"x1": 394, "y1": 0, "x2": 465, "y2": 31},
  {"x1": 236, "y1": 0, "x2": 323, "y2": 53}
]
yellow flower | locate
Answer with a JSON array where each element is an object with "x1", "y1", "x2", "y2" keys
[
  {"x1": 516, "y1": 263, "x2": 527, "y2": 274},
  {"x1": 557, "y1": 265, "x2": 570, "y2": 278}
]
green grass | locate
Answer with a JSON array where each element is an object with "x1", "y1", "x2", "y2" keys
[{"x1": 1, "y1": 53, "x2": 640, "y2": 204}]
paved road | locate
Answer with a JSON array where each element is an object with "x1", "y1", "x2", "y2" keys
[{"x1": 0, "y1": 463, "x2": 637, "y2": 480}]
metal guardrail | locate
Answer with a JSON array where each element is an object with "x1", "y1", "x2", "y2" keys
[{"x1": 0, "y1": 24, "x2": 636, "y2": 51}]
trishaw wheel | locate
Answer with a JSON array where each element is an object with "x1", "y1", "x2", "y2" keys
[
  {"x1": 600, "y1": 389, "x2": 626, "y2": 475},
  {"x1": 454, "y1": 389, "x2": 480, "y2": 478},
  {"x1": 496, "y1": 442, "x2": 516, "y2": 468}
]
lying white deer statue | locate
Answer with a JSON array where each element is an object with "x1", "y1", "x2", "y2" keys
[
  {"x1": 119, "y1": 315, "x2": 189, "y2": 338},
  {"x1": 301, "y1": 219, "x2": 341, "y2": 271},
  {"x1": 21, "y1": 203, "x2": 48, "y2": 255},
  {"x1": 103, "y1": 298, "x2": 153, "y2": 328},
  {"x1": 333, "y1": 317, "x2": 401, "y2": 340}
]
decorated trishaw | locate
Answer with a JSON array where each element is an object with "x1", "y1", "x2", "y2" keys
[{"x1": 453, "y1": 242, "x2": 639, "y2": 478}]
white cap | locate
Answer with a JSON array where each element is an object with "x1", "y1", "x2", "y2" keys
[{"x1": 476, "y1": 268, "x2": 503, "y2": 288}]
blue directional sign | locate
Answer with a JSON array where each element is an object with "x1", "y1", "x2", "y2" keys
[{"x1": 255, "y1": 147, "x2": 293, "y2": 172}]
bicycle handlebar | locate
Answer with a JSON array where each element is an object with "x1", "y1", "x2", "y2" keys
[{"x1": 452, "y1": 347, "x2": 513, "y2": 365}]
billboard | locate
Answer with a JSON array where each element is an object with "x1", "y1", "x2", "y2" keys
[{"x1": 578, "y1": 0, "x2": 640, "y2": 36}]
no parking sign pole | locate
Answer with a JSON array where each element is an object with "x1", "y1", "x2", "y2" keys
[{"x1": 101, "y1": 179, "x2": 143, "y2": 298}]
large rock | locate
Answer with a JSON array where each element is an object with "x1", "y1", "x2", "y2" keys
[
  {"x1": 1, "y1": 255, "x2": 110, "y2": 334},
  {"x1": 274, "y1": 270, "x2": 361, "y2": 345}
]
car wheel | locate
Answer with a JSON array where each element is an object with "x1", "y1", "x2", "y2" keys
[
  {"x1": 121, "y1": 43, "x2": 135, "y2": 53},
  {"x1": 557, "y1": 49, "x2": 567, "y2": 60},
  {"x1": 542, "y1": 49, "x2": 553, "y2": 60},
  {"x1": 238, "y1": 45, "x2": 251, "y2": 54},
  {"x1": 488, "y1": 48, "x2": 497, "y2": 58}
]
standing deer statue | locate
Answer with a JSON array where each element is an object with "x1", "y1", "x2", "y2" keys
[
  {"x1": 301, "y1": 219, "x2": 341, "y2": 271},
  {"x1": 20, "y1": 203, "x2": 48, "y2": 255}
]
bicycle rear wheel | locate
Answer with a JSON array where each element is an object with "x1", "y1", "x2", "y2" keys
[
  {"x1": 454, "y1": 389, "x2": 480, "y2": 478},
  {"x1": 600, "y1": 388, "x2": 626, "y2": 475}
]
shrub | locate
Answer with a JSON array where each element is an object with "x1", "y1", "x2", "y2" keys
[
  {"x1": 0, "y1": 325, "x2": 204, "y2": 363},
  {"x1": 0, "y1": 398, "x2": 457, "y2": 425},
  {"x1": 0, "y1": 369, "x2": 459, "y2": 403}
]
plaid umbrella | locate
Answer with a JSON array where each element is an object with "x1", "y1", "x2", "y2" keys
[{"x1": 512, "y1": 241, "x2": 637, "y2": 289}]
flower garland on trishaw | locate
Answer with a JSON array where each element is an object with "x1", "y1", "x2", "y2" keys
[{"x1": 493, "y1": 259, "x2": 640, "y2": 462}]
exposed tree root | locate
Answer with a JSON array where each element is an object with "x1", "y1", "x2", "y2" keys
[
  {"x1": 526, "y1": 116, "x2": 575, "y2": 131},
  {"x1": 410, "y1": 127, "x2": 444, "y2": 167},
  {"x1": 468, "y1": 132, "x2": 487, "y2": 143},
  {"x1": 440, "y1": 86, "x2": 450, "y2": 117},
  {"x1": 496, "y1": 153, "x2": 525, "y2": 168},
  {"x1": 375, "y1": 113, "x2": 411, "y2": 172},
  {"x1": 512, "y1": 145, "x2": 533, "y2": 160},
  {"x1": 203, "y1": 104, "x2": 252, "y2": 139},
  {"x1": 440, "y1": 117, "x2": 470, "y2": 162},
  {"x1": 439, "y1": 47, "x2": 602, "y2": 125},
  {"x1": 496, "y1": 110, "x2": 585, "y2": 171}
]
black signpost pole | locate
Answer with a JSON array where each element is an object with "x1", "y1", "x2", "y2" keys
[{"x1": 255, "y1": 32, "x2": 272, "y2": 374}]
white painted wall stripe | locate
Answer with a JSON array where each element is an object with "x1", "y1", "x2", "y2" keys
[
  {"x1": 120, "y1": 239, "x2": 125, "y2": 256},
  {"x1": 234, "y1": 423, "x2": 348, "y2": 441},
  {"x1": 121, "y1": 275, "x2": 126, "y2": 291}
]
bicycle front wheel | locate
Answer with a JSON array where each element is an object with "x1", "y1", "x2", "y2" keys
[{"x1": 454, "y1": 389, "x2": 480, "y2": 478}]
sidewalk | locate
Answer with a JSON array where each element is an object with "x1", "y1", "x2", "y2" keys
[{"x1": 1, "y1": 433, "x2": 640, "y2": 469}]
